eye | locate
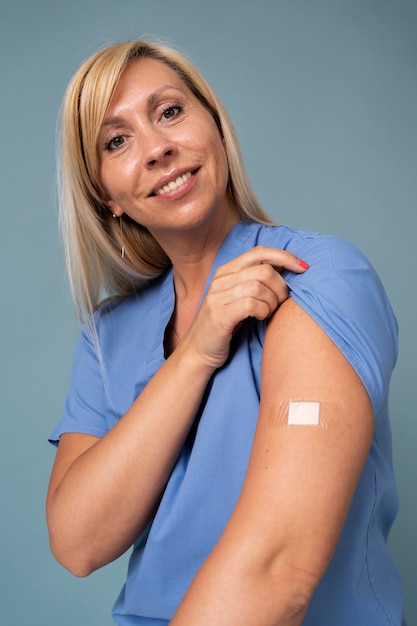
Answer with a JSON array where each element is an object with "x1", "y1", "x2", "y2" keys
[
  {"x1": 104, "y1": 134, "x2": 126, "y2": 152},
  {"x1": 161, "y1": 103, "x2": 183, "y2": 121}
]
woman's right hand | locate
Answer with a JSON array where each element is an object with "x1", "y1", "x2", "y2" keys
[{"x1": 182, "y1": 246, "x2": 309, "y2": 371}]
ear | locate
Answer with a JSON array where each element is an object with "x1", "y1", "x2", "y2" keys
[{"x1": 105, "y1": 198, "x2": 124, "y2": 218}]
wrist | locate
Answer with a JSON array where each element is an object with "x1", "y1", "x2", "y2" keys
[{"x1": 172, "y1": 334, "x2": 219, "y2": 379}]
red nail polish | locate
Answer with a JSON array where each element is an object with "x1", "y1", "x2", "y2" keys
[{"x1": 297, "y1": 258, "x2": 310, "y2": 269}]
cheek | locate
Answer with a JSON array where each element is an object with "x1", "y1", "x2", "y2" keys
[
  {"x1": 192, "y1": 112, "x2": 227, "y2": 168},
  {"x1": 211, "y1": 137, "x2": 229, "y2": 185},
  {"x1": 100, "y1": 160, "x2": 131, "y2": 200},
  {"x1": 99, "y1": 161, "x2": 113, "y2": 194}
]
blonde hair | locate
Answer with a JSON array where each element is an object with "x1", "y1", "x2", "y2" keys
[{"x1": 58, "y1": 38, "x2": 273, "y2": 320}]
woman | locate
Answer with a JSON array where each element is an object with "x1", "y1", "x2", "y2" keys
[{"x1": 47, "y1": 39, "x2": 406, "y2": 625}]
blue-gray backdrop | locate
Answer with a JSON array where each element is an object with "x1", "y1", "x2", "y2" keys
[{"x1": 1, "y1": 1, "x2": 415, "y2": 624}]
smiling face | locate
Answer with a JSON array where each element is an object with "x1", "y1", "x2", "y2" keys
[{"x1": 98, "y1": 57, "x2": 236, "y2": 241}]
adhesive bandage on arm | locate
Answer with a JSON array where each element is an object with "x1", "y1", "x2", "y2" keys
[
  {"x1": 288, "y1": 401, "x2": 320, "y2": 426},
  {"x1": 269, "y1": 400, "x2": 336, "y2": 428}
]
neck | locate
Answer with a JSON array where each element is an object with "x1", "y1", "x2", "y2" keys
[
  {"x1": 158, "y1": 208, "x2": 240, "y2": 343},
  {"x1": 154, "y1": 210, "x2": 240, "y2": 300}
]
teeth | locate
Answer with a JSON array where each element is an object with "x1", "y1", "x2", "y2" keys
[{"x1": 156, "y1": 172, "x2": 192, "y2": 195}]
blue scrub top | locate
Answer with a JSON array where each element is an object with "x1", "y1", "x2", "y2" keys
[{"x1": 49, "y1": 221, "x2": 406, "y2": 625}]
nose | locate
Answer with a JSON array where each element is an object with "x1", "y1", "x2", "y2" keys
[{"x1": 142, "y1": 129, "x2": 176, "y2": 168}]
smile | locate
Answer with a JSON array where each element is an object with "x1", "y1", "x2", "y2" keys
[{"x1": 155, "y1": 171, "x2": 192, "y2": 196}]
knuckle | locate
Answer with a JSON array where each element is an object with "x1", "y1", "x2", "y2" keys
[
  {"x1": 241, "y1": 297, "x2": 269, "y2": 319},
  {"x1": 241, "y1": 297, "x2": 255, "y2": 316},
  {"x1": 253, "y1": 244, "x2": 267, "y2": 256},
  {"x1": 247, "y1": 280, "x2": 263, "y2": 297},
  {"x1": 260, "y1": 263, "x2": 276, "y2": 280}
]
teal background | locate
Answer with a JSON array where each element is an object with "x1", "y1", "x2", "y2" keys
[{"x1": 1, "y1": 0, "x2": 415, "y2": 623}]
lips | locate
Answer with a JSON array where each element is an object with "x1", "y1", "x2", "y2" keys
[{"x1": 149, "y1": 168, "x2": 198, "y2": 197}]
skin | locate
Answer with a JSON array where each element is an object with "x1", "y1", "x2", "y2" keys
[
  {"x1": 47, "y1": 58, "x2": 373, "y2": 625},
  {"x1": 99, "y1": 58, "x2": 238, "y2": 300}
]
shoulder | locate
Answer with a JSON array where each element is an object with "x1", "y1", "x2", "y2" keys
[
  {"x1": 237, "y1": 221, "x2": 372, "y2": 272},
  {"x1": 250, "y1": 223, "x2": 398, "y2": 412},
  {"x1": 76, "y1": 270, "x2": 172, "y2": 369},
  {"x1": 94, "y1": 271, "x2": 169, "y2": 334},
  {"x1": 248, "y1": 222, "x2": 366, "y2": 266},
  {"x1": 97, "y1": 272, "x2": 167, "y2": 325},
  {"x1": 249, "y1": 223, "x2": 388, "y2": 300}
]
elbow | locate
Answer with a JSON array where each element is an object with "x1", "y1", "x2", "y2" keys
[
  {"x1": 266, "y1": 557, "x2": 321, "y2": 620},
  {"x1": 247, "y1": 551, "x2": 320, "y2": 621},
  {"x1": 278, "y1": 576, "x2": 317, "y2": 621},
  {"x1": 65, "y1": 562, "x2": 95, "y2": 579},
  {"x1": 47, "y1": 505, "x2": 100, "y2": 577},
  {"x1": 50, "y1": 543, "x2": 97, "y2": 578},
  {"x1": 250, "y1": 567, "x2": 317, "y2": 624},
  {"x1": 48, "y1": 530, "x2": 98, "y2": 578}
]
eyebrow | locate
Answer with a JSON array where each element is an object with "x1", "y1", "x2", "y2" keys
[
  {"x1": 101, "y1": 84, "x2": 187, "y2": 128},
  {"x1": 148, "y1": 84, "x2": 185, "y2": 106}
]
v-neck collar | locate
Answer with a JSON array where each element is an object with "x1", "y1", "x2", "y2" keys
[{"x1": 146, "y1": 220, "x2": 255, "y2": 370}]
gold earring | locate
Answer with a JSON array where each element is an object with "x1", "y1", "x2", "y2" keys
[{"x1": 112, "y1": 214, "x2": 125, "y2": 259}]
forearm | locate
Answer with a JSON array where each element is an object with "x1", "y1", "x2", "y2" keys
[{"x1": 47, "y1": 342, "x2": 214, "y2": 576}]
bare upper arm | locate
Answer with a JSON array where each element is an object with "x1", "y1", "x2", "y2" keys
[{"x1": 221, "y1": 297, "x2": 373, "y2": 584}]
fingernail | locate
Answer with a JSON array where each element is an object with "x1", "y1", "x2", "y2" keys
[{"x1": 297, "y1": 258, "x2": 310, "y2": 269}]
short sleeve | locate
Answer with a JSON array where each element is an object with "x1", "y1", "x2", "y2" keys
[
  {"x1": 280, "y1": 233, "x2": 398, "y2": 415},
  {"x1": 48, "y1": 323, "x2": 118, "y2": 445}
]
